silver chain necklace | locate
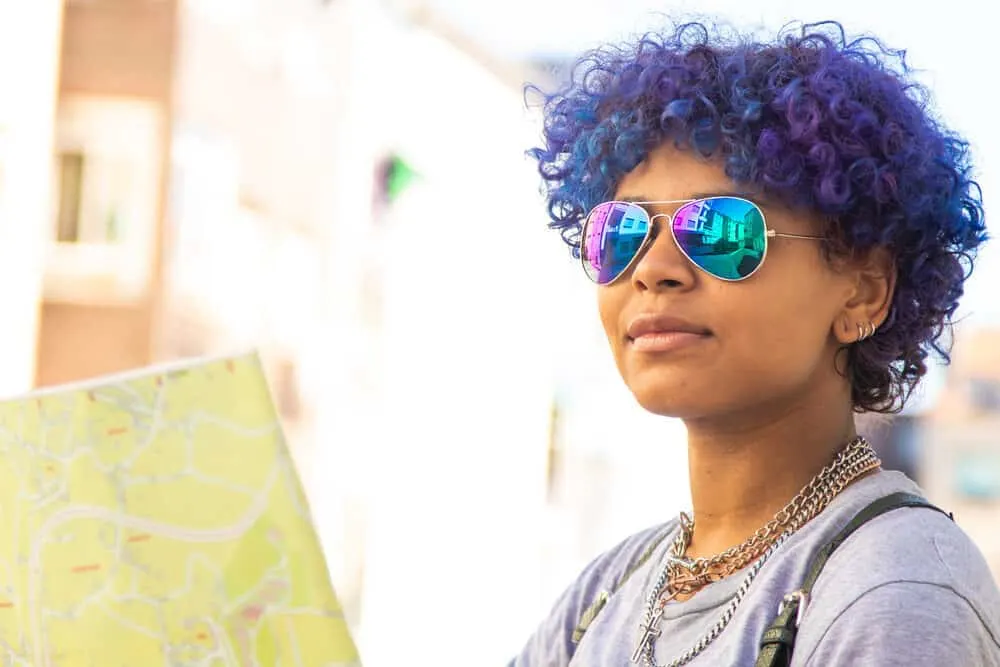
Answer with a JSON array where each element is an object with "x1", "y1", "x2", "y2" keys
[{"x1": 631, "y1": 436, "x2": 881, "y2": 667}]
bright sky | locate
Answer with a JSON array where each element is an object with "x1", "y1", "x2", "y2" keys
[{"x1": 428, "y1": 0, "x2": 1000, "y2": 328}]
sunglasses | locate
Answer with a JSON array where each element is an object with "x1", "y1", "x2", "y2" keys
[{"x1": 580, "y1": 196, "x2": 823, "y2": 284}]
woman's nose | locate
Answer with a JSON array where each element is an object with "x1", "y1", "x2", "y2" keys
[{"x1": 628, "y1": 216, "x2": 697, "y2": 292}]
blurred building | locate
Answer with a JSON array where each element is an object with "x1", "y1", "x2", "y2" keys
[
  {"x1": 921, "y1": 326, "x2": 1000, "y2": 577},
  {"x1": 36, "y1": 0, "x2": 344, "y2": 409},
  {"x1": 37, "y1": 0, "x2": 177, "y2": 387}
]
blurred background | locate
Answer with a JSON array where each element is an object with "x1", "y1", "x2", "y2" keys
[{"x1": 1, "y1": 0, "x2": 998, "y2": 664}]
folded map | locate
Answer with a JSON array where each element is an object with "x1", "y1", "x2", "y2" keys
[{"x1": 0, "y1": 351, "x2": 360, "y2": 666}]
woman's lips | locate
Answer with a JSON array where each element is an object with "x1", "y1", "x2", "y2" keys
[
  {"x1": 626, "y1": 313, "x2": 712, "y2": 353},
  {"x1": 629, "y1": 330, "x2": 710, "y2": 353}
]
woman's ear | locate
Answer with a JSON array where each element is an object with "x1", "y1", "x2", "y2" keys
[{"x1": 833, "y1": 246, "x2": 896, "y2": 345}]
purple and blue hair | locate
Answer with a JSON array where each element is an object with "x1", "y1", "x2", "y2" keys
[{"x1": 527, "y1": 20, "x2": 988, "y2": 413}]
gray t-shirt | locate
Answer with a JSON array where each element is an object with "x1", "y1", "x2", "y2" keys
[{"x1": 510, "y1": 471, "x2": 1000, "y2": 666}]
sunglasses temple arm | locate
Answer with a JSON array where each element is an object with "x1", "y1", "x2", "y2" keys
[{"x1": 768, "y1": 231, "x2": 825, "y2": 240}]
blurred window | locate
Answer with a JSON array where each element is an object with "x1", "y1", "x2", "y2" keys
[
  {"x1": 56, "y1": 151, "x2": 84, "y2": 242},
  {"x1": 969, "y1": 379, "x2": 1000, "y2": 413}
]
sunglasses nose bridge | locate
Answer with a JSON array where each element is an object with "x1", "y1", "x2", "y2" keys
[
  {"x1": 628, "y1": 210, "x2": 697, "y2": 289},
  {"x1": 644, "y1": 212, "x2": 673, "y2": 248},
  {"x1": 642, "y1": 212, "x2": 677, "y2": 253},
  {"x1": 648, "y1": 212, "x2": 674, "y2": 227}
]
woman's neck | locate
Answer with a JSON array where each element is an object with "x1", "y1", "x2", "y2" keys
[{"x1": 680, "y1": 389, "x2": 859, "y2": 560}]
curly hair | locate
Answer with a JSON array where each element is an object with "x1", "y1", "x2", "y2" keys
[{"x1": 527, "y1": 20, "x2": 987, "y2": 414}]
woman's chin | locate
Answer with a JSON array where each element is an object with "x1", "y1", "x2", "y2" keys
[{"x1": 629, "y1": 387, "x2": 707, "y2": 420}]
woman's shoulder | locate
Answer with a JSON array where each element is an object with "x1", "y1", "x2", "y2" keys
[
  {"x1": 826, "y1": 493, "x2": 992, "y2": 588},
  {"x1": 788, "y1": 472, "x2": 1000, "y2": 663},
  {"x1": 792, "y1": 505, "x2": 1000, "y2": 664},
  {"x1": 812, "y1": 472, "x2": 997, "y2": 600}
]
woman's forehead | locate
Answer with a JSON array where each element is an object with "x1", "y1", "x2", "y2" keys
[
  {"x1": 612, "y1": 146, "x2": 734, "y2": 200},
  {"x1": 608, "y1": 146, "x2": 824, "y2": 229}
]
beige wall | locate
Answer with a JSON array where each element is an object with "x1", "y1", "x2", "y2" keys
[
  {"x1": 35, "y1": 0, "x2": 177, "y2": 387},
  {"x1": 59, "y1": 0, "x2": 176, "y2": 99},
  {"x1": 36, "y1": 303, "x2": 154, "y2": 386}
]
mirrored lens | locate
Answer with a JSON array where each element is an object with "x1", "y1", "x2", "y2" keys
[
  {"x1": 671, "y1": 197, "x2": 767, "y2": 280},
  {"x1": 581, "y1": 202, "x2": 650, "y2": 284}
]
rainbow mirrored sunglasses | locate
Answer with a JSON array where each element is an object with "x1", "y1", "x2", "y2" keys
[{"x1": 581, "y1": 196, "x2": 824, "y2": 284}]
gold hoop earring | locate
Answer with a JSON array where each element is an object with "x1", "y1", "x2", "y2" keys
[{"x1": 856, "y1": 320, "x2": 878, "y2": 343}]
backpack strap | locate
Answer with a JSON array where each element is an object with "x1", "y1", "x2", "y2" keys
[
  {"x1": 571, "y1": 525, "x2": 674, "y2": 645},
  {"x1": 755, "y1": 492, "x2": 953, "y2": 667}
]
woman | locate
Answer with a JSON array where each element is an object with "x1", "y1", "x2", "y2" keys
[{"x1": 511, "y1": 20, "x2": 1000, "y2": 666}]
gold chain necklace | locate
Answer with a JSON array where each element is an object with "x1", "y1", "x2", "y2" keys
[
  {"x1": 661, "y1": 436, "x2": 881, "y2": 600},
  {"x1": 631, "y1": 436, "x2": 882, "y2": 667}
]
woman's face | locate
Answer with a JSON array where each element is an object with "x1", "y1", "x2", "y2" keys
[{"x1": 597, "y1": 144, "x2": 858, "y2": 422}]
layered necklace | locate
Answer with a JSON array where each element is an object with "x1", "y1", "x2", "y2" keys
[{"x1": 631, "y1": 436, "x2": 881, "y2": 667}]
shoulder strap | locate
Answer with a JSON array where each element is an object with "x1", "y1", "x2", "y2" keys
[
  {"x1": 570, "y1": 526, "x2": 674, "y2": 645},
  {"x1": 755, "y1": 492, "x2": 953, "y2": 667}
]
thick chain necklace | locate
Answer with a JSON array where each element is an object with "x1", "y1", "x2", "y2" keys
[{"x1": 631, "y1": 436, "x2": 881, "y2": 667}]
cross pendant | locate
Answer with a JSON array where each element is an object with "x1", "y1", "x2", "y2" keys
[{"x1": 630, "y1": 607, "x2": 664, "y2": 664}]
